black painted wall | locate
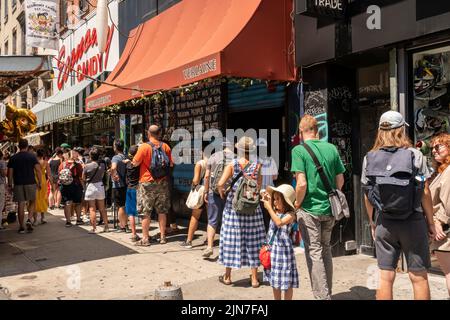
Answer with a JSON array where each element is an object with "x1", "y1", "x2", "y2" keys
[{"x1": 296, "y1": 0, "x2": 450, "y2": 66}]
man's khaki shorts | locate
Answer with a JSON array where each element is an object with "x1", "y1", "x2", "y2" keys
[
  {"x1": 13, "y1": 184, "x2": 37, "y2": 203},
  {"x1": 137, "y1": 180, "x2": 170, "y2": 216}
]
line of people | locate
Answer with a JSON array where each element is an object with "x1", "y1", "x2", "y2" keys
[
  {"x1": 178, "y1": 113, "x2": 449, "y2": 300},
  {"x1": 1, "y1": 111, "x2": 448, "y2": 300}
]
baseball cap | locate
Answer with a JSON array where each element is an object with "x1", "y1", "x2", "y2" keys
[
  {"x1": 379, "y1": 111, "x2": 409, "y2": 130},
  {"x1": 60, "y1": 143, "x2": 71, "y2": 148}
]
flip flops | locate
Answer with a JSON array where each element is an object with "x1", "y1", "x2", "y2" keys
[
  {"x1": 135, "y1": 239, "x2": 151, "y2": 247},
  {"x1": 249, "y1": 275, "x2": 260, "y2": 288},
  {"x1": 218, "y1": 274, "x2": 232, "y2": 285}
]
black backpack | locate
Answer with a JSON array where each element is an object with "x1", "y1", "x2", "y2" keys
[
  {"x1": 148, "y1": 142, "x2": 170, "y2": 179},
  {"x1": 365, "y1": 148, "x2": 421, "y2": 219}
]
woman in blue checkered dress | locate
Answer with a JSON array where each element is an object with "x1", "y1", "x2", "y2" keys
[
  {"x1": 216, "y1": 137, "x2": 266, "y2": 288},
  {"x1": 261, "y1": 184, "x2": 299, "y2": 300}
]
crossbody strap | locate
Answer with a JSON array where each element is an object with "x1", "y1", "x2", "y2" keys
[
  {"x1": 225, "y1": 162, "x2": 251, "y2": 195},
  {"x1": 87, "y1": 162, "x2": 101, "y2": 186},
  {"x1": 302, "y1": 143, "x2": 334, "y2": 194}
]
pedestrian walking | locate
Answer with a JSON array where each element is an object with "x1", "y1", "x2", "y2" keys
[
  {"x1": 291, "y1": 115, "x2": 345, "y2": 300},
  {"x1": 180, "y1": 150, "x2": 208, "y2": 249},
  {"x1": 261, "y1": 184, "x2": 299, "y2": 300},
  {"x1": 48, "y1": 147, "x2": 63, "y2": 210},
  {"x1": 7, "y1": 139, "x2": 42, "y2": 234},
  {"x1": 124, "y1": 145, "x2": 140, "y2": 242},
  {"x1": 202, "y1": 140, "x2": 235, "y2": 257},
  {"x1": 111, "y1": 140, "x2": 129, "y2": 232},
  {"x1": 217, "y1": 136, "x2": 265, "y2": 288},
  {"x1": 361, "y1": 111, "x2": 436, "y2": 300},
  {"x1": 132, "y1": 125, "x2": 173, "y2": 246},
  {"x1": 429, "y1": 133, "x2": 450, "y2": 298},
  {"x1": 59, "y1": 149, "x2": 84, "y2": 227},
  {"x1": 82, "y1": 147, "x2": 109, "y2": 233},
  {"x1": 34, "y1": 149, "x2": 50, "y2": 225}
]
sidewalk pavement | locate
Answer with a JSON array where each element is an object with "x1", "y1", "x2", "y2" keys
[{"x1": 0, "y1": 209, "x2": 448, "y2": 300}]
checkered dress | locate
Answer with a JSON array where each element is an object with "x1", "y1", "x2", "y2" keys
[
  {"x1": 219, "y1": 160, "x2": 266, "y2": 269},
  {"x1": 263, "y1": 214, "x2": 299, "y2": 291}
]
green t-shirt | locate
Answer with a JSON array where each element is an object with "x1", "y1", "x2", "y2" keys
[{"x1": 291, "y1": 140, "x2": 346, "y2": 216}]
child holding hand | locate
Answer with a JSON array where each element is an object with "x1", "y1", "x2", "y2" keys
[{"x1": 261, "y1": 184, "x2": 299, "y2": 300}]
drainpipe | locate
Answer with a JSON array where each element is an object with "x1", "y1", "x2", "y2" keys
[{"x1": 389, "y1": 48, "x2": 398, "y2": 111}]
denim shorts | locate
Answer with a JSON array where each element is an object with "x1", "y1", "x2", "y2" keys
[
  {"x1": 207, "y1": 192, "x2": 225, "y2": 229},
  {"x1": 125, "y1": 188, "x2": 138, "y2": 217}
]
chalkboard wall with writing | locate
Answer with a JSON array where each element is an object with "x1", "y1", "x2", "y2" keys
[
  {"x1": 148, "y1": 78, "x2": 225, "y2": 144},
  {"x1": 147, "y1": 78, "x2": 226, "y2": 193}
]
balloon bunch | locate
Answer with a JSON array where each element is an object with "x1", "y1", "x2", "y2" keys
[{"x1": 0, "y1": 103, "x2": 37, "y2": 142}]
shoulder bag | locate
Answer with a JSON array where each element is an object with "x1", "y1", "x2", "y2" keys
[{"x1": 302, "y1": 143, "x2": 350, "y2": 221}]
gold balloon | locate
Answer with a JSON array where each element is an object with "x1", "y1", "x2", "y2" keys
[{"x1": 0, "y1": 103, "x2": 38, "y2": 142}]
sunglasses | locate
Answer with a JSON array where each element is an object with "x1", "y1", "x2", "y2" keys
[{"x1": 432, "y1": 144, "x2": 446, "y2": 152}]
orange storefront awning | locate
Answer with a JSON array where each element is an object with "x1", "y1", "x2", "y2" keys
[{"x1": 86, "y1": 0, "x2": 295, "y2": 111}]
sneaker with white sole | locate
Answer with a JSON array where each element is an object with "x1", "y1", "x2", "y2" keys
[
  {"x1": 202, "y1": 247, "x2": 213, "y2": 257},
  {"x1": 180, "y1": 240, "x2": 193, "y2": 249},
  {"x1": 26, "y1": 220, "x2": 34, "y2": 233}
]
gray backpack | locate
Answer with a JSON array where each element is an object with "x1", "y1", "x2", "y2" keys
[
  {"x1": 232, "y1": 163, "x2": 261, "y2": 215},
  {"x1": 211, "y1": 152, "x2": 226, "y2": 195},
  {"x1": 365, "y1": 148, "x2": 420, "y2": 219}
]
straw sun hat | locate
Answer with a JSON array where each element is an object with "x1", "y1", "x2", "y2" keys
[
  {"x1": 266, "y1": 184, "x2": 296, "y2": 211},
  {"x1": 235, "y1": 136, "x2": 257, "y2": 152}
]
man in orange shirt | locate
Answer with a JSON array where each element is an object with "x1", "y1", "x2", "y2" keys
[{"x1": 132, "y1": 125, "x2": 173, "y2": 246}]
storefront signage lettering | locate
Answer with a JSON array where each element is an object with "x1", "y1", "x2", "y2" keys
[
  {"x1": 296, "y1": 0, "x2": 347, "y2": 19},
  {"x1": 183, "y1": 59, "x2": 217, "y2": 81},
  {"x1": 57, "y1": 26, "x2": 115, "y2": 90},
  {"x1": 315, "y1": 0, "x2": 343, "y2": 11},
  {"x1": 87, "y1": 94, "x2": 111, "y2": 110}
]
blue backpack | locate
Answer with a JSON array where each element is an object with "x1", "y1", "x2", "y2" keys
[{"x1": 148, "y1": 142, "x2": 170, "y2": 179}]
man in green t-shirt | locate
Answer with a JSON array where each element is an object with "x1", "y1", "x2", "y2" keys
[{"x1": 291, "y1": 115, "x2": 345, "y2": 300}]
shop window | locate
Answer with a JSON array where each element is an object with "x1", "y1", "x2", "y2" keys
[{"x1": 413, "y1": 45, "x2": 450, "y2": 160}]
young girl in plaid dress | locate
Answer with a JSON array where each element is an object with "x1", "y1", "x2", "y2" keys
[{"x1": 261, "y1": 184, "x2": 299, "y2": 300}]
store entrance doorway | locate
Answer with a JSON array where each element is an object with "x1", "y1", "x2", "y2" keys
[{"x1": 227, "y1": 107, "x2": 289, "y2": 183}]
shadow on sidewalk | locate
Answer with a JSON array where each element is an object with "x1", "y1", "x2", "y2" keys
[
  {"x1": 0, "y1": 213, "x2": 138, "y2": 278},
  {"x1": 332, "y1": 286, "x2": 376, "y2": 300}
]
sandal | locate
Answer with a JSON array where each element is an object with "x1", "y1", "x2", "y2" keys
[
  {"x1": 159, "y1": 237, "x2": 167, "y2": 244},
  {"x1": 135, "y1": 239, "x2": 151, "y2": 247},
  {"x1": 219, "y1": 274, "x2": 232, "y2": 285},
  {"x1": 249, "y1": 275, "x2": 260, "y2": 288}
]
